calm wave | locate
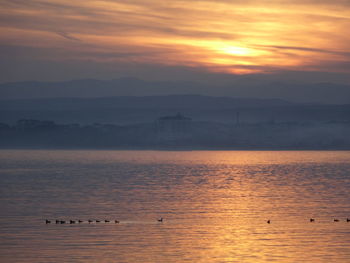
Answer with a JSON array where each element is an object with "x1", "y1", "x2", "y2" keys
[{"x1": 0, "y1": 150, "x2": 350, "y2": 262}]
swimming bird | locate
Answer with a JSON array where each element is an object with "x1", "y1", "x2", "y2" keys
[
  {"x1": 115, "y1": 220, "x2": 120, "y2": 224},
  {"x1": 96, "y1": 220, "x2": 100, "y2": 223},
  {"x1": 105, "y1": 220, "x2": 110, "y2": 223},
  {"x1": 334, "y1": 219, "x2": 339, "y2": 222},
  {"x1": 267, "y1": 220, "x2": 270, "y2": 224},
  {"x1": 310, "y1": 218, "x2": 315, "y2": 222},
  {"x1": 60, "y1": 220, "x2": 66, "y2": 224},
  {"x1": 347, "y1": 218, "x2": 350, "y2": 222},
  {"x1": 88, "y1": 219, "x2": 93, "y2": 223},
  {"x1": 157, "y1": 218, "x2": 163, "y2": 222},
  {"x1": 45, "y1": 219, "x2": 51, "y2": 224},
  {"x1": 70, "y1": 220, "x2": 76, "y2": 224},
  {"x1": 78, "y1": 220, "x2": 83, "y2": 223},
  {"x1": 55, "y1": 220, "x2": 60, "y2": 224}
]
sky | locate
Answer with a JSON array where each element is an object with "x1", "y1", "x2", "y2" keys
[{"x1": 0, "y1": 0, "x2": 350, "y2": 84}]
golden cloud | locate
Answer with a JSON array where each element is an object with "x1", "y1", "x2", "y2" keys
[{"x1": 1, "y1": 0, "x2": 349, "y2": 74}]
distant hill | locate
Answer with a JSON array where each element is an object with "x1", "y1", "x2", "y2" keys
[
  {"x1": 0, "y1": 78, "x2": 349, "y2": 104},
  {"x1": 0, "y1": 95, "x2": 294, "y2": 111},
  {"x1": 0, "y1": 95, "x2": 349, "y2": 125}
]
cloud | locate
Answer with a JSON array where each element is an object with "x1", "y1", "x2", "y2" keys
[
  {"x1": 257, "y1": 45, "x2": 350, "y2": 57},
  {"x1": 0, "y1": 0, "x2": 350, "y2": 79},
  {"x1": 56, "y1": 31, "x2": 81, "y2": 41}
]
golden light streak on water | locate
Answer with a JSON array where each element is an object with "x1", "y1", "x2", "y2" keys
[{"x1": 0, "y1": 150, "x2": 350, "y2": 262}]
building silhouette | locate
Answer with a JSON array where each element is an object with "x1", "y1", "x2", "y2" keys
[{"x1": 155, "y1": 113, "x2": 192, "y2": 144}]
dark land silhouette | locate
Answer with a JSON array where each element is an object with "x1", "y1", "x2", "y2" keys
[
  {"x1": 1, "y1": 115, "x2": 349, "y2": 149},
  {"x1": 1, "y1": 95, "x2": 349, "y2": 125},
  {"x1": 1, "y1": 94, "x2": 349, "y2": 149}
]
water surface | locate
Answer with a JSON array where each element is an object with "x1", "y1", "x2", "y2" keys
[{"x1": 0, "y1": 150, "x2": 350, "y2": 262}]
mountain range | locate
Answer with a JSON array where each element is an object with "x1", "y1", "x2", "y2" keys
[{"x1": 1, "y1": 78, "x2": 349, "y2": 104}]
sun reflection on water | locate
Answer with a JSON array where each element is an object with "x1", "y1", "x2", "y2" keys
[{"x1": 0, "y1": 150, "x2": 350, "y2": 262}]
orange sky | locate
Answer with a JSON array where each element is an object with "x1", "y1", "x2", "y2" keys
[{"x1": 1, "y1": 0, "x2": 350, "y2": 76}]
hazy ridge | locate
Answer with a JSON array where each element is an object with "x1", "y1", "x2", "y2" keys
[{"x1": 1, "y1": 78, "x2": 349, "y2": 104}]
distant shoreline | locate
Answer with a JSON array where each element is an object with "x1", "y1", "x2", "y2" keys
[
  {"x1": 1, "y1": 146, "x2": 350, "y2": 151},
  {"x1": 2, "y1": 119, "x2": 349, "y2": 150}
]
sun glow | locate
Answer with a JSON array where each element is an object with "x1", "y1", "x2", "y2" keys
[{"x1": 217, "y1": 45, "x2": 254, "y2": 56}]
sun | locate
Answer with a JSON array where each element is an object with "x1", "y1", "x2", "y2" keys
[{"x1": 218, "y1": 45, "x2": 253, "y2": 56}]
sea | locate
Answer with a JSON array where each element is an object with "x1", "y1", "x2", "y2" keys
[{"x1": 0, "y1": 150, "x2": 349, "y2": 262}]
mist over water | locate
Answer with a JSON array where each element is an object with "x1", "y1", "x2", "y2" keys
[{"x1": 0, "y1": 150, "x2": 350, "y2": 262}]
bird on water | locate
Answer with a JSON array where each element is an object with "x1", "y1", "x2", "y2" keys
[
  {"x1": 45, "y1": 219, "x2": 51, "y2": 224},
  {"x1": 267, "y1": 220, "x2": 270, "y2": 224},
  {"x1": 310, "y1": 218, "x2": 315, "y2": 222},
  {"x1": 115, "y1": 220, "x2": 120, "y2": 223},
  {"x1": 158, "y1": 218, "x2": 163, "y2": 222},
  {"x1": 334, "y1": 219, "x2": 339, "y2": 222},
  {"x1": 347, "y1": 218, "x2": 350, "y2": 222}
]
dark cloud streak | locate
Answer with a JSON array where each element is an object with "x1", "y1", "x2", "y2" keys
[
  {"x1": 257, "y1": 45, "x2": 350, "y2": 57},
  {"x1": 56, "y1": 32, "x2": 81, "y2": 42}
]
